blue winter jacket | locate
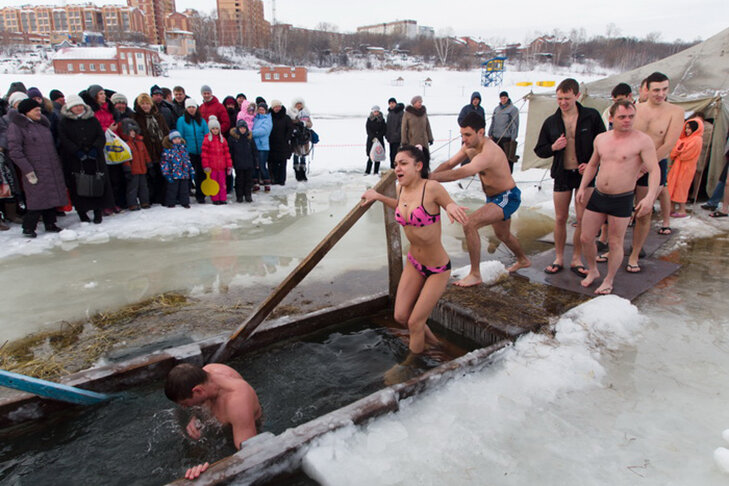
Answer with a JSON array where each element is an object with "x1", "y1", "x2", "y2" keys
[
  {"x1": 176, "y1": 115, "x2": 209, "y2": 155},
  {"x1": 252, "y1": 113, "x2": 272, "y2": 151}
]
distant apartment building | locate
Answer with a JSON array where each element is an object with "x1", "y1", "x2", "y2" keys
[
  {"x1": 126, "y1": 0, "x2": 175, "y2": 45},
  {"x1": 52, "y1": 45, "x2": 161, "y2": 76},
  {"x1": 216, "y1": 0, "x2": 271, "y2": 48},
  {"x1": 357, "y1": 20, "x2": 433, "y2": 39},
  {"x1": 164, "y1": 11, "x2": 195, "y2": 56},
  {"x1": 0, "y1": 5, "x2": 146, "y2": 44}
]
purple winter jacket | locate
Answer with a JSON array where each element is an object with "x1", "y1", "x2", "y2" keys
[{"x1": 7, "y1": 110, "x2": 67, "y2": 210}]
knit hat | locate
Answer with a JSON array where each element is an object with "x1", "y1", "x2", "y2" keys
[
  {"x1": 169, "y1": 130, "x2": 182, "y2": 141},
  {"x1": 200, "y1": 84, "x2": 212, "y2": 94},
  {"x1": 236, "y1": 93, "x2": 246, "y2": 100},
  {"x1": 411, "y1": 95, "x2": 423, "y2": 105},
  {"x1": 499, "y1": 91, "x2": 509, "y2": 98},
  {"x1": 27, "y1": 87, "x2": 43, "y2": 100},
  {"x1": 257, "y1": 102, "x2": 268, "y2": 111},
  {"x1": 121, "y1": 118, "x2": 141, "y2": 135},
  {"x1": 49, "y1": 89, "x2": 64, "y2": 102},
  {"x1": 270, "y1": 99, "x2": 283, "y2": 108},
  {"x1": 207, "y1": 115, "x2": 221, "y2": 130},
  {"x1": 18, "y1": 98, "x2": 41, "y2": 115},
  {"x1": 65, "y1": 94, "x2": 84, "y2": 109},
  {"x1": 150, "y1": 84, "x2": 163, "y2": 96},
  {"x1": 110, "y1": 92, "x2": 128, "y2": 105},
  {"x1": 255, "y1": 96, "x2": 266, "y2": 105},
  {"x1": 8, "y1": 92, "x2": 28, "y2": 108},
  {"x1": 371, "y1": 105, "x2": 381, "y2": 112},
  {"x1": 236, "y1": 119, "x2": 248, "y2": 129},
  {"x1": 388, "y1": 97, "x2": 397, "y2": 104},
  {"x1": 223, "y1": 96, "x2": 237, "y2": 107},
  {"x1": 185, "y1": 98, "x2": 198, "y2": 109},
  {"x1": 88, "y1": 84, "x2": 104, "y2": 100}
]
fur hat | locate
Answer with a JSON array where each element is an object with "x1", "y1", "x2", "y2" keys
[
  {"x1": 49, "y1": 89, "x2": 64, "y2": 102},
  {"x1": 8, "y1": 92, "x2": 28, "y2": 108},
  {"x1": 207, "y1": 115, "x2": 221, "y2": 130},
  {"x1": 200, "y1": 84, "x2": 212, "y2": 94},
  {"x1": 88, "y1": 84, "x2": 104, "y2": 100},
  {"x1": 27, "y1": 87, "x2": 43, "y2": 100},
  {"x1": 168, "y1": 130, "x2": 182, "y2": 141},
  {"x1": 18, "y1": 98, "x2": 41, "y2": 115},
  {"x1": 270, "y1": 99, "x2": 283, "y2": 108},
  {"x1": 185, "y1": 98, "x2": 198, "y2": 109},
  {"x1": 65, "y1": 94, "x2": 85, "y2": 109},
  {"x1": 110, "y1": 93, "x2": 128, "y2": 105},
  {"x1": 410, "y1": 95, "x2": 423, "y2": 105}
]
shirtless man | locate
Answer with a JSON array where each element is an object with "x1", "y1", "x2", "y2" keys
[
  {"x1": 429, "y1": 112, "x2": 530, "y2": 286},
  {"x1": 534, "y1": 78, "x2": 606, "y2": 277},
  {"x1": 164, "y1": 363, "x2": 263, "y2": 480},
  {"x1": 576, "y1": 100, "x2": 660, "y2": 295},
  {"x1": 628, "y1": 71, "x2": 684, "y2": 273}
]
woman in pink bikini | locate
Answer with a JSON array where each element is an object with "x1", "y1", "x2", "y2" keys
[{"x1": 362, "y1": 145, "x2": 467, "y2": 359}]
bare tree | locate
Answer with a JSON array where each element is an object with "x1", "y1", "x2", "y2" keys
[{"x1": 433, "y1": 28, "x2": 453, "y2": 66}]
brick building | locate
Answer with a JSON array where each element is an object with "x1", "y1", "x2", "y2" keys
[
  {"x1": 52, "y1": 45, "x2": 161, "y2": 76},
  {"x1": 216, "y1": 0, "x2": 270, "y2": 48},
  {"x1": 127, "y1": 0, "x2": 176, "y2": 45},
  {"x1": 260, "y1": 66, "x2": 307, "y2": 83}
]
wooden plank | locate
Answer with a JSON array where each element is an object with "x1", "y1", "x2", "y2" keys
[
  {"x1": 382, "y1": 171, "x2": 402, "y2": 300},
  {"x1": 208, "y1": 170, "x2": 397, "y2": 364},
  {"x1": 0, "y1": 370, "x2": 110, "y2": 406}
]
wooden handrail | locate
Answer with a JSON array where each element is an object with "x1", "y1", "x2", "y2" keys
[{"x1": 207, "y1": 170, "x2": 398, "y2": 364}]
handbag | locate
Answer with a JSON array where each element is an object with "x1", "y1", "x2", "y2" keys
[{"x1": 74, "y1": 171, "x2": 105, "y2": 197}]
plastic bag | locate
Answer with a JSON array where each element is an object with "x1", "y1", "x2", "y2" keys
[
  {"x1": 104, "y1": 129, "x2": 132, "y2": 165},
  {"x1": 369, "y1": 139, "x2": 386, "y2": 162}
]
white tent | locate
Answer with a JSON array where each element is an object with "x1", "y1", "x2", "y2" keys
[{"x1": 522, "y1": 27, "x2": 729, "y2": 194}]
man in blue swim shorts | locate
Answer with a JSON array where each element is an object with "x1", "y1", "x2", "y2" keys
[{"x1": 430, "y1": 112, "x2": 531, "y2": 287}]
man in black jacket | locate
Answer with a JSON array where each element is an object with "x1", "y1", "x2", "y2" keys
[
  {"x1": 268, "y1": 100, "x2": 293, "y2": 185},
  {"x1": 151, "y1": 84, "x2": 177, "y2": 132},
  {"x1": 385, "y1": 98, "x2": 404, "y2": 168},
  {"x1": 534, "y1": 78, "x2": 605, "y2": 276}
]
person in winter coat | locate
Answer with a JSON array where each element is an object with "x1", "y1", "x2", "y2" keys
[
  {"x1": 119, "y1": 118, "x2": 151, "y2": 210},
  {"x1": 457, "y1": 91, "x2": 485, "y2": 125},
  {"x1": 161, "y1": 131, "x2": 195, "y2": 208},
  {"x1": 401, "y1": 95, "x2": 434, "y2": 163},
  {"x1": 58, "y1": 94, "x2": 113, "y2": 224},
  {"x1": 228, "y1": 119, "x2": 259, "y2": 203},
  {"x1": 268, "y1": 99, "x2": 294, "y2": 185},
  {"x1": 151, "y1": 84, "x2": 177, "y2": 131},
  {"x1": 223, "y1": 96, "x2": 239, "y2": 137},
  {"x1": 111, "y1": 93, "x2": 135, "y2": 122},
  {"x1": 199, "y1": 85, "x2": 230, "y2": 134},
  {"x1": 49, "y1": 90, "x2": 65, "y2": 119},
  {"x1": 288, "y1": 97, "x2": 313, "y2": 182},
  {"x1": 176, "y1": 98, "x2": 209, "y2": 204},
  {"x1": 385, "y1": 97, "x2": 405, "y2": 168},
  {"x1": 236, "y1": 99, "x2": 256, "y2": 131},
  {"x1": 133, "y1": 93, "x2": 170, "y2": 205},
  {"x1": 7, "y1": 98, "x2": 68, "y2": 237},
  {"x1": 201, "y1": 116, "x2": 232, "y2": 204},
  {"x1": 488, "y1": 91, "x2": 519, "y2": 173},
  {"x1": 27, "y1": 87, "x2": 59, "y2": 145},
  {"x1": 0, "y1": 92, "x2": 29, "y2": 227},
  {"x1": 365, "y1": 105, "x2": 387, "y2": 175},
  {"x1": 252, "y1": 102, "x2": 273, "y2": 191},
  {"x1": 667, "y1": 119, "x2": 704, "y2": 217}
]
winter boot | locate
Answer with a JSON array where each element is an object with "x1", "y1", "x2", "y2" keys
[
  {"x1": 4, "y1": 202, "x2": 23, "y2": 224},
  {"x1": 93, "y1": 210, "x2": 103, "y2": 224},
  {"x1": 365, "y1": 159, "x2": 373, "y2": 175},
  {"x1": 0, "y1": 221, "x2": 8, "y2": 231}
]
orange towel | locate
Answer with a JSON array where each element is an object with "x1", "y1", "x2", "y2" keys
[{"x1": 667, "y1": 118, "x2": 703, "y2": 203}]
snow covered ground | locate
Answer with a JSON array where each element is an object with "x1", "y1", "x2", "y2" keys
[{"x1": 3, "y1": 66, "x2": 729, "y2": 484}]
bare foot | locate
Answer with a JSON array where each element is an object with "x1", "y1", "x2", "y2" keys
[
  {"x1": 507, "y1": 257, "x2": 531, "y2": 273},
  {"x1": 594, "y1": 281, "x2": 613, "y2": 295},
  {"x1": 580, "y1": 269, "x2": 600, "y2": 288},
  {"x1": 453, "y1": 273, "x2": 483, "y2": 287}
]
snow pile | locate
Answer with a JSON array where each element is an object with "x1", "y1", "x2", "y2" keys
[
  {"x1": 451, "y1": 260, "x2": 507, "y2": 283},
  {"x1": 715, "y1": 429, "x2": 729, "y2": 474},
  {"x1": 302, "y1": 295, "x2": 644, "y2": 485}
]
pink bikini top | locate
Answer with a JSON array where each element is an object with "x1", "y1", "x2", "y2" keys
[{"x1": 394, "y1": 181, "x2": 441, "y2": 227}]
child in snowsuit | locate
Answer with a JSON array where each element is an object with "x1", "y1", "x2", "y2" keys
[
  {"x1": 161, "y1": 130, "x2": 195, "y2": 208},
  {"x1": 201, "y1": 116, "x2": 232, "y2": 204},
  {"x1": 667, "y1": 118, "x2": 704, "y2": 217},
  {"x1": 119, "y1": 119, "x2": 151, "y2": 210},
  {"x1": 228, "y1": 119, "x2": 259, "y2": 203}
]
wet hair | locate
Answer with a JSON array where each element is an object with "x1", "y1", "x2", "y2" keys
[
  {"x1": 609, "y1": 99, "x2": 636, "y2": 117},
  {"x1": 458, "y1": 111, "x2": 486, "y2": 132},
  {"x1": 685, "y1": 120, "x2": 699, "y2": 132},
  {"x1": 556, "y1": 78, "x2": 579, "y2": 95},
  {"x1": 397, "y1": 144, "x2": 429, "y2": 178},
  {"x1": 611, "y1": 82, "x2": 632, "y2": 99},
  {"x1": 164, "y1": 363, "x2": 208, "y2": 402},
  {"x1": 645, "y1": 72, "x2": 669, "y2": 90},
  {"x1": 691, "y1": 111, "x2": 706, "y2": 120}
]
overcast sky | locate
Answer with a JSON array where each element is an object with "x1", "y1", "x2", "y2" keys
[{"x1": 5, "y1": 0, "x2": 727, "y2": 43}]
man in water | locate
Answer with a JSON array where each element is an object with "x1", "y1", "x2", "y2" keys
[
  {"x1": 165, "y1": 363, "x2": 263, "y2": 480},
  {"x1": 577, "y1": 100, "x2": 660, "y2": 295},
  {"x1": 430, "y1": 112, "x2": 530, "y2": 286},
  {"x1": 627, "y1": 71, "x2": 684, "y2": 273}
]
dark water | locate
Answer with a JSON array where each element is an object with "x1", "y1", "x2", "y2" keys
[{"x1": 0, "y1": 315, "x2": 473, "y2": 485}]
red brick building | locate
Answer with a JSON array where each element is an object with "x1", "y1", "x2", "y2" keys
[
  {"x1": 52, "y1": 46, "x2": 161, "y2": 76},
  {"x1": 260, "y1": 66, "x2": 307, "y2": 83}
]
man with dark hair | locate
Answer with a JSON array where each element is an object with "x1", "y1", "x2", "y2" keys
[
  {"x1": 385, "y1": 97, "x2": 404, "y2": 168},
  {"x1": 165, "y1": 363, "x2": 263, "y2": 480},
  {"x1": 151, "y1": 84, "x2": 176, "y2": 130},
  {"x1": 171, "y1": 86, "x2": 188, "y2": 119},
  {"x1": 534, "y1": 78, "x2": 606, "y2": 277},
  {"x1": 602, "y1": 83, "x2": 634, "y2": 129},
  {"x1": 638, "y1": 77, "x2": 649, "y2": 103},
  {"x1": 576, "y1": 100, "x2": 660, "y2": 295},
  {"x1": 488, "y1": 90, "x2": 519, "y2": 173},
  {"x1": 430, "y1": 112, "x2": 530, "y2": 286},
  {"x1": 626, "y1": 71, "x2": 685, "y2": 272}
]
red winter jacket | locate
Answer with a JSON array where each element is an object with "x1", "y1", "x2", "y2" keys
[
  {"x1": 121, "y1": 133, "x2": 152, "y2": 175},
  {"x1": 201, "y1": 133, "x2": 232, "y2": 171},
  {"x1": 199, "y1": 96, "x2": 230, "y2": 133}
]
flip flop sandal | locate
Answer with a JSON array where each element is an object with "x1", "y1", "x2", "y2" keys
[
  {"x1": 595, "y1": 286, "x2": 613, "y2": 295},
  {"x1": 657, "y1": 227, "x2": 672, "y2": 235},
  {"x1": 570, "y1": 265, "x2": 588, "y2": 277},
  {"x1": 596, "y1": 254, "x2": 608, "y2": 263},
  {"x1": 625, "y1": 264, "x2": 642, "y2": 273},
  {"x1": 544, "y1": 264, "x2": 564, "y2": 274},
  {"x1": 709, "y1": 211, "x2": 728, "y2": 218}
]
